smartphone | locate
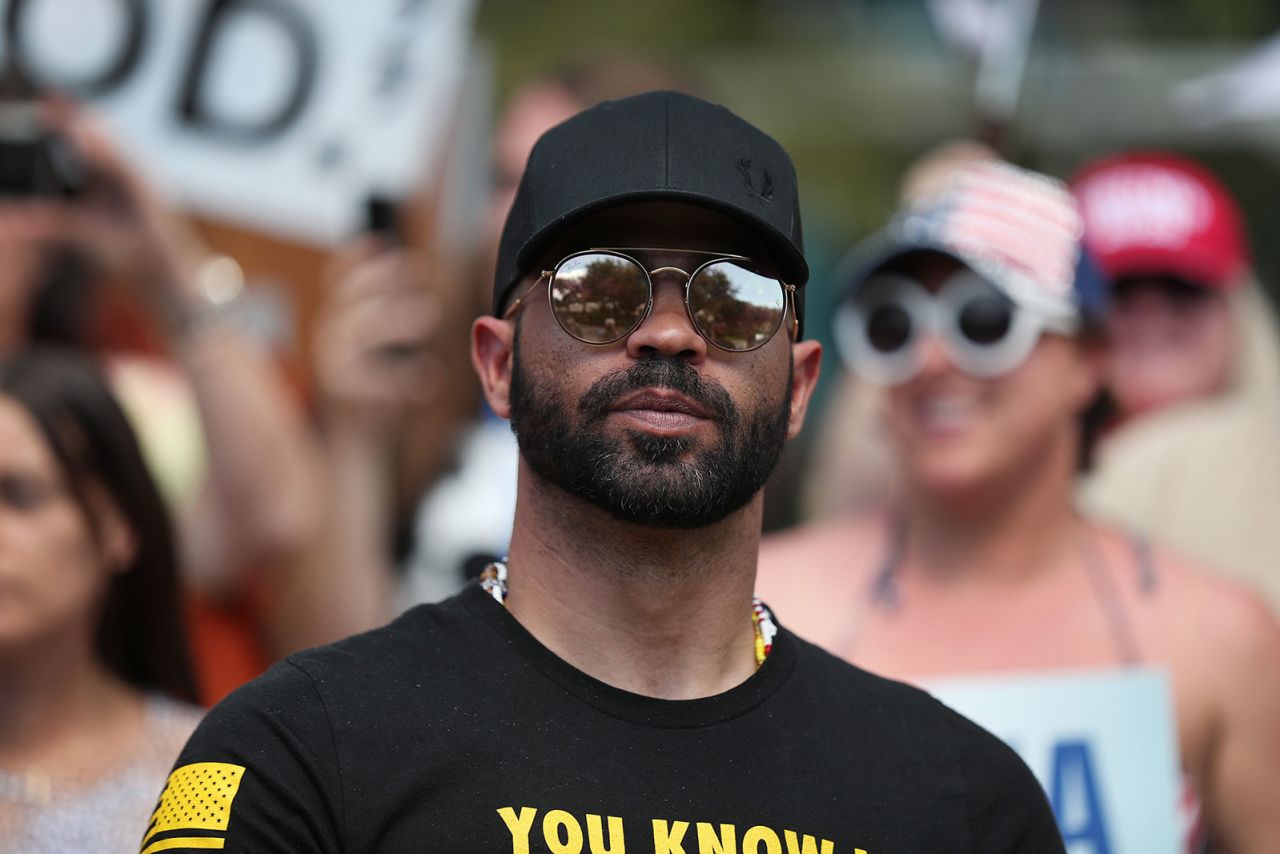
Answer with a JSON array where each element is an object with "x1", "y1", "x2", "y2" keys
[
  {"x1": 364, "y1": 194, "x2": 404, "y2": 243},
  {"x1": 362, "y1": 193, "x2": 427, "y2": 360},
  {"x1": 0, "y1": 63, "x2": 87, "y2": 199}
]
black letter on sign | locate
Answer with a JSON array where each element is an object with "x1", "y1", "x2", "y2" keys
[
  {"x1": 177, "y1": 0, "x2": 317, "y2": 144},
  {"x1": 4, "y1": 0, "x2": 148, "y2": 97}
]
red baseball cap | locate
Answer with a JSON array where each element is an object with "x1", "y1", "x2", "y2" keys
[{"x1": 1070, "y1": 151, "x2": 1249, "y2": 291}]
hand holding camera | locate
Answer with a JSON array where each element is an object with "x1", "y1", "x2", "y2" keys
[
  {"x1": 314, "y1": 228, "x2": 445, "y2": 440},
  {"x1": 0, "y1": 79, "x2": 216, "y2": 338}
]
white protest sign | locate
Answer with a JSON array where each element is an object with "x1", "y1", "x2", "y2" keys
[
  {"x1": 928, "y1": 668, "x2": 1181, "y2": 854},
  {"x1": 0, "y1": 0, "x2": 477, "y2": 245}
]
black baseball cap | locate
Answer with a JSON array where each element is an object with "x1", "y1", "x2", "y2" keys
[{"x1": 493, "y1": 90, "x2": 809, "y2": 335}]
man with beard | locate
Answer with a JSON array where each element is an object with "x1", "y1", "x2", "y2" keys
[{"x1": 144, "y1": 92, "x2": 1063, "y2": 854}]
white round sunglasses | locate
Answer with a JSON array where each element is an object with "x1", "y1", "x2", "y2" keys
[{"x1": 834, "y1": 269, "x2": 1080, "y2": 385}]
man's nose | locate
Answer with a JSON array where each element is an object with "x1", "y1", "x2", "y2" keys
[{"x1": 624, "y1": 272, "x2": 708, "y2": 363}]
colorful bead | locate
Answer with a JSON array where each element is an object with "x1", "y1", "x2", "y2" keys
[{"x1": 482, "y1": 559, "x2": 775, "y2": 667}]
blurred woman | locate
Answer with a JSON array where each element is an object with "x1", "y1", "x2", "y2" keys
[
  {"x1": 0, "y1": 350, "x2": 201, "y2": 852},
  {"x1": 1072, "y1": 152, "x2": 1280, "y2": 611},
  {"x1": 759, "y1": 160, "x2": 1280, "y2": 852},
  {"x1": 0, "y1": 92, "x2": 325, "y2": 700}
]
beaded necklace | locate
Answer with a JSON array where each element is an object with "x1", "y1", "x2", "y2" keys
[{"x1": 480, "y1": 559, "x2": 777, "y2": 667}]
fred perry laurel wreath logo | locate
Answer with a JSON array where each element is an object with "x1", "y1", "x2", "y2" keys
[{"x1": 737, "y1": 157, "x2": 774, "y2": 202}]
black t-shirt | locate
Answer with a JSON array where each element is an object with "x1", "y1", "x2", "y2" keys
[{"x1": 141, "y1": 585, "x2": 1064, "y2": 853}]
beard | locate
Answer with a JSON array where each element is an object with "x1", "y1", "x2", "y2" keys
[{"x1": 508, "y1": 339, "x2": 792, "y2": 529}]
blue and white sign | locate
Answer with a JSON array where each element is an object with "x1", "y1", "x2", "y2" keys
[
  {"x1": 928, "y1": 668, "x2": 1181, "y2": 854},
  {"x1": 0, "y1": 0, "x2": 478, "y2": 244}
]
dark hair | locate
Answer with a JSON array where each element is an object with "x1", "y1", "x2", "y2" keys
[
  {"x1": 0, "y1": 348, "x2": 196, "y2": 702},
  {"x1": 1073, "y1": 320, "x2": 1112, "y2": 472},
  {"x1": 28, "y1": 244, "x2": 96, "y2": 348}
]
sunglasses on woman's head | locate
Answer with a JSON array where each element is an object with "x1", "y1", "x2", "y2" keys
[
  {"x1": 834, "y1": 269, "x2": 1079, "y2": 385},
  {"x1": 503, "y1": 248, "x2": 797, "y2": 353}
]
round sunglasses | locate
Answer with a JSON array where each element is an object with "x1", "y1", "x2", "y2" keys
[
  {"x1": 834, "y1": 269, "x2": 1079, "y2": 385},
  {"x1": 503, "y1": 248, "x2": 797, "y2": 353}
]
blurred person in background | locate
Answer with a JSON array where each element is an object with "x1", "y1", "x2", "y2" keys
[
  {"x1": 799, "y1": 139, "x2": 1001, "y2": 519},
  {"x1": 301, "y1": 59, "x2": 691, "y2": 644},
  {"x1": 1072, "y1": 152, "x2": 1280, "y2": 611},
  {"x1": 0, "y1": 349, "x2": 202, "y2": 852},
  {"x1": 758, "y1": 159, "x2": 1280, "y2": 852},
  {"x1": 0, "y1": 88, "x2": 325, "y2": 701}
]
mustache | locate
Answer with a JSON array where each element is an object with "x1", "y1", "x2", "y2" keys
[{"x1": 577, "y1": 358, "x2": 739, "y2": 426}]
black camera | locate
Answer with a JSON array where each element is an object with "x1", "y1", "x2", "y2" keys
[
  {"x1": 0, "y1": 61, "x2": 88, "y2": 199},
  {"x1": 0, "y1": 99, "x2": 88, "y2": 199}
]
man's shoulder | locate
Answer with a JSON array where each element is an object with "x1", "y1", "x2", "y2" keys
[
  {"x1": 219, "y1": 589, "x2": 490, "y2": 712},
  {"x1": 787, "y1": 631, "x2": 1025, "y2": 754},
  {"x1": 786, "y1": 632, "x2": 1057, "y2": 841}
]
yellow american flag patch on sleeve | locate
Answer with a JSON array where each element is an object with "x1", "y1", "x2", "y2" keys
[{"x1": 139, "y1": 762, "x2": 246, "y2": 854}]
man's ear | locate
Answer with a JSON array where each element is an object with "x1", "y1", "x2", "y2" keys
[
  {"x1": 786, "y1": 339, "x2": 823, "y2": 440},
  {"x1": 472, "y1": 316, "x2": 516, "y2": 419}
]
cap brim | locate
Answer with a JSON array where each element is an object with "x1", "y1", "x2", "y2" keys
[
  {"x1": 1096, "y1": 246, "x2": 1242, "y2": 292},
  {"x1": 512, "y1": 190, "x2": 810, "y2": 290},
  {"x1": 835, "y1": 220, "x2": 1081, "y2": 322}
]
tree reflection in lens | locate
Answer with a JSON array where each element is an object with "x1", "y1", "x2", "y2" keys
[
  {"x1": 549, "y1": 254, "x2": 786, "y2": 351},
  {"x1": 689, "y1": 262, "x2": 785, "y2": 351},
  {"x1": 552, "y1": 254, "x2": 649, "y2": 343}
]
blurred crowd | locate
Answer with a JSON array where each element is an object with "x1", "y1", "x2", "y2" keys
[{"x1": 2, "y1": 13, "x2": 1280, "y2": 854}]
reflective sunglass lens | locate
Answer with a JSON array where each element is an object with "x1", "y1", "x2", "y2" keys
[
  {"x1": 957, "y1": 295, "x2": 1013, "y2": 345},
  {"x1": 865, "y1": 303, "x2": 913, "y2": 353},
  {"x1": 687, "y1": 260, "x2": 786, "y2": 351},
  {"x1": 549, "y1": 253, "x2": 649, "y2": 344}
]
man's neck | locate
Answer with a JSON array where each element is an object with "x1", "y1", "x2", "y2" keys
[
  {"x1": 902, "y1": 431, "x2": 1083, "y2": 587},
  {"x1": 501, "y1": 462, "x2": 762, "y2": 700}
]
